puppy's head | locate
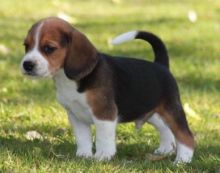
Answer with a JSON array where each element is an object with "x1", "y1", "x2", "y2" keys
[{"x1": 21, "y1": 17, "x2": 98, "y2": 80}]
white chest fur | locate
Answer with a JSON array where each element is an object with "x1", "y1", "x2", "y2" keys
[{"x1": 54, "y1": 70, "x2": 94, "y2": 124}]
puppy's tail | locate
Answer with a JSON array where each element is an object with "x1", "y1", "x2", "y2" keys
[{"x1": 111, "y1": 31, "x2": 169, "y2": 69}]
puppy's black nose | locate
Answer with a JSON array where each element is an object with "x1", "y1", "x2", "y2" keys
[{"x1": 23, "y1": 61, "x2": 35, "y2": 72}]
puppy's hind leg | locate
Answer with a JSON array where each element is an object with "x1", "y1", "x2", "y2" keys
[
  {"x1": 156, "y1": 102, "x2": 195, "y2": 164},
  {"x1": 147, "y1": 113, "x2": 176, "y2": 155}
]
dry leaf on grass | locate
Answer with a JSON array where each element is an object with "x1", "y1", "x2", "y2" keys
[
  {"x1": 146, "y1": 153, "x2": 170, "y2": 161},
  {"x1": 25, "y1": 130, "x2": 43, "y2": 141}
]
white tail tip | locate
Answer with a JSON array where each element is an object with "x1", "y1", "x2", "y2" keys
[{"x1": 111, "y1": 31, "x2": 138, "y2": 45}]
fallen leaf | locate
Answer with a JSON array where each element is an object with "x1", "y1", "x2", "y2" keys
[
  {"x1": 146, "y1": 153, "x2": 169, "y2": 161},
  {"x1": 25, "y1": 130, "x2": 43, "y2": 141}
]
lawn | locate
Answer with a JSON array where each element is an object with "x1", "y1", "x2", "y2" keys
[{"x1": 0, "y1": 0, "x2": 220, "y2": 172}]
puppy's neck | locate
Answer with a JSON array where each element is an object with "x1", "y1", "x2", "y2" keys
[{"x1": 53, "y1": 69, "x2": 78, "y2": 91}]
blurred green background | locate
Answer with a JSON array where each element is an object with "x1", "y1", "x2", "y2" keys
[{"x1": 0, "y1": 0, "x2": 219, "y2": 172}]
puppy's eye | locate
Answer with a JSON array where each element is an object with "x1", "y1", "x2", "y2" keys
[{"x1": 43, "y1": 45, "x2": 56, "y2": 54}]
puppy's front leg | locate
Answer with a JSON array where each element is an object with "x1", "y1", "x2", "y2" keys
[
  {"x1": 93, "y1": 117, "x2": 117, "y2": 161},
  {"x1": 68, "y1": 112, "x2": 93, "y2": 158}
]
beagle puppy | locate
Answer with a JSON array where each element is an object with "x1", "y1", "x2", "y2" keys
[{"x1": 21, "y1": 17, "x2": 194, "y2": 164}]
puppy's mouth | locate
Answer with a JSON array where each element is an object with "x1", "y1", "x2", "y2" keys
[
  {"x1": 22, "y1": 70, "x2": 52, "y2": 79},
  {"x1": 22, "y1": 71, "x2": 42, "y2": 79}
]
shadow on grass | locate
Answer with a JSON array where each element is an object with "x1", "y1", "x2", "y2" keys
[
  {"x1": 0, "y1": 135, "x2": 75, "y2": 160},
  {"x1": 0, "y1": 123, "x2": 220, "y2": 172},
  {"x1": 0, "y1": 134, "x2": 171, "y2": 170}
]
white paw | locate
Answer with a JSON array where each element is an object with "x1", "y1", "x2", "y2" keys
[
  {"x1": 93, "y1": 117, "x2": 117, "y2": 161},
  {"x1": 173, "y1": 156, "x2": 192, "y2": 165},
  {"x1": 174, "y1": 141, "x2": 194, "y2": 164},
  {"x1": 94, "y1": 149, "x2": 116, "y2": 161},
  {"x1": 76, "y1": 148, "x2": 92, "y2": 158},
  {"x1": 154, "y1": 143, "x2": 176, "y2": 155}
]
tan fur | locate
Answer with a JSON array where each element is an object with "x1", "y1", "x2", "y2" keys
[
  {"x1": 85, "y1": 60, "x2": 117, "y2": 121},
  {"x1": 155, "y1": 104, "x2": 195, "y2": 149}
]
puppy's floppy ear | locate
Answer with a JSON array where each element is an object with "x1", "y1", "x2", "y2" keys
[{"x1": 63, "y1": 29, "x2": 98, "y2": 80}]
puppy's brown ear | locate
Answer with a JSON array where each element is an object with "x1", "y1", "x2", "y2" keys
[{"x1": 63, "y1": 30, "x2": 98, "y2": 80}]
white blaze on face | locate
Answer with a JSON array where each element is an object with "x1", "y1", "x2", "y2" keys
[{"x1": 21, "y1": 22, "x2": 51, "y2": 78}]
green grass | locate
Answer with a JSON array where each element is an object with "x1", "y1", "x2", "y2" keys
[{"x1": 0, "y1": 0, "x2": 220, "y2": 172}]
